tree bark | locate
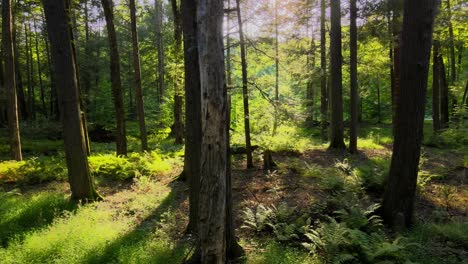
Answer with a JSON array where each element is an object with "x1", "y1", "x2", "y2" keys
[
  {"x1": 320, "y1": 0, "x2": 328, "y2": 140},
  {"x1": 382, "y1": 0, "x2": 438, "y2": 229},
  {"x1": 129, "y1": 0, "x2": 148, "y2": 151},
  {"x1": 42, "y1": 0, "x2": 101, "y2": 201},
  {"x1": 155, "y1": 0, "x2": 165, "y2": 104},
  {"x1": 101, "y1": 0, "x2": 127, "y2": 156},
  {"x1": 390, "y1": 0, "x2": 402, "y2": 135},
  {"x1": 349, "y1": 0, "x2": 358, "y2": 153},
  {"x1": 440, "y1": 55, "x2": 449, "y2": 128},
  {"x1": 328, "y1": 0, "x2": 345, "y2": 149},
  {"x1": 2, "y1": 0, "x2": 22, "y2": 161},
  {"x1": 197, "y1": 0, "x2": 227, "y2": 261},
  {"x1": 446, "y1": 0, "x2": 456, "y2": 84},
  {"x1": 432, "y1": 40, "x2": 441, "y2": 134}
]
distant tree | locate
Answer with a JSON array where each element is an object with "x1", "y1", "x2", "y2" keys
[
  {"x1": 101, "y1": 0, "x2": 127, "y2": 155},
  {"x1": 349, "y1": 0, "x2": 358, "y2": 153},
  {"x1": 197, "y1": 0, "x2": 228, "y2": 261},
  {"x1": 2, "y1": 0, "x2": 22, "y2": 161},
  {"x1": 432, "y1": 40, "x2": 441, "y2": 134},
  {"x1": 320, "y1": 0, "x2": 328, "y2": 140},
  {"x1": 382, "y1": 0, "x2": 438, "y2": 229},
  {"x1": 328, "y1": 0, "x2": 345, "y2": 149},
  {"x1": 42, "y1": 0, "x2": 101, "y2": 201},
  {"x1": 439, "y1": 55, "x2": 449, "y2": 128},
  {"x1": 155, "y1": 0, "x2": 164, "y2": 104},
  {"x1": 129, "y1": 0, "x2": 148, "y2": 151}
]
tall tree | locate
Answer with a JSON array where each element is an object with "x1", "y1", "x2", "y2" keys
[
  {"x1": 42, "y1": 0, "x2": 101, "y2": 201},
  {"x1": 320, "y1": 0, "x2": 328, "y2": 140},
  {"x1": 432, "y1": 40, "x2": 441, "y2": 134},
  {"x1": 382, "y1": 0, "x2": 438, "y2": 229},
  {"x1": 446, "y1": 0, "x2": 456, "y2": 84},
  {"x1": 439, "y1": 55, "x2": 449, "y2": 128},
  {"x1": 101, "y1": 0, "x2": 127, "y2": 155},
  {"x1": 129, "y1": 0, "x2": 148, "y2": 151},
  {"x1": 155, "y1": 0, "x2": 164, "y2": 104},
  {"x1": 273, "y1": 0, "x2": 279, "y2": 133},
  {"x1": 349, "y1": 0, "x2": 358, "y2": 153},
  {"x1": 197, "y1": 0, "x2": 227, "y2": 261},
  {"x1": 235, "y1": 0, "x2": 253, "y2": 169},
  {"x1": 2, "y1": 0, "x2": 22, "y2": 161},
  {"x1": 170, "y1": 0, "x2": 184, "y2": 145},
  {"x1": 33, "y1": 18, "x2": 46, "y2": 116},
  {"x1": 328, "y1": 0, "x2": 345, "y2": 149},
  {"x1": 390, "y1": 0, "x2": 403, "y2": 134}
]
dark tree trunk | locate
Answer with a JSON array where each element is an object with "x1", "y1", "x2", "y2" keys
[
  {"x1": 42, "y1": 10, "x2": 58, "y2": 120},
  {"x1": 235, "y1": 0, "x2": 253, "y2": 168},
  {"x1": 129, "y1": 0, "x2": 148, "y2": 151},
  {"x1": 446, "y1": 0, "x2": 456, "y2": 84},
  {"x1": 33, "y1": 19, "x2": 46, "y2": 117},
  {"x1": 432, "y1": 40, "x2": 441, "y2": 134},
  {"x1": 349, "y1": 0, "x2": 358, "y2": 153},
  {"x1": 273, "y1": 0, "x2": 279, "y2": 134},
  {"x1": 155, "y1": 0, "x2": 165, "y2": 104},
  {"x1": 0, "y1": 46, "x2": 5, "y2": 127},
  {"x1": 328, "y1": 0, "x2": 345, "y2": 149},
  {"x1": 2, "y1": 0, "x2": 22, "y2": 161},
  {"x1": 27, "y1": 23, "x2": 36, "y2": 120},
  {"x1": 377, "y1": 82, "x2": 381, "y2": 124},
  {"x1": 390, "y1": 0, "x2": 402, "y2": 134},
  {"x1": 170, "y1": 0, "x2": 184, "y2": 145},
  {"x1": 440, "y1": 55, "x2": 449, "y2": 128},
  {"x1": 42, "y1": 0, "x2": 101, "y2": 201},
  {"x1": 320, "y1": 0, "x2": 328, "y2": 140},
  {"x1": 13, "y1": 24, "x2": 28, "y2": 120},
  {"x1": 197, "y1": 0, "x2": 227, "y2": 261},
  {"x1": 382, "y1": 0, "x2": 438, "y2": 229},
  {"x1": 82, "y1": 0, "x2": 92, "y2": 111},
  {"x1": 101, "y1": 0, "x2": 127, "y2": 155},
  {"x1": 181, "y1": 0, "x2": 201, "y2": 235}
]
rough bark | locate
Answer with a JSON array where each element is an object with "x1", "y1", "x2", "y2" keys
[
  {"x1": 42, "y1": 0, "x2": 101, "y2": 201},
  {"x1": 382, "y1": 0, "x2": 437, "y2": 229},
  {"x1": 2, "y1": 0, "x2": 22, "y2": 161},
  {"x1": 129, "y1": 0, "x2": 148, "y2": 151},
  {"x1": 197, "y1": 0, "x2": 227, "y2": 261},
  {"x1": 432, "y1": 40, "x2": 441, "y2": 134},
  {"x1": 181, "y1": 0, "x2": 201, "y2": 235},
  {"x1": 349, "y1": 0, "x2": 358, "y2": 153},
  {"x1": 320, "y1": 0, "x2": 328, "y2": 140},
  {"x1": 235, "y1": 0, "x2": 253, "y2": 168},
  {"x1": 328, "y1": 0, "x2": 345, "y2": 149},
  {"x1": 101, "y1": 0, "x2": 127, "y2": 155}
]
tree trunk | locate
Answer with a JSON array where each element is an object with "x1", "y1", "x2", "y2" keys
[
  {"x1": 82, "y1": 0, "x2": 91, "y2": 111},
  {"x1": 235, "y1": 0, "x2": 253, "y2": 169},
  {"x1": 197, "y1": 0, "x2": 227, "y2": 261},
  {"x1": 0, "y1": 46, "x2": 5, "y2": 127},
  {"x1": 382, "y1": 0, "x2": 437, "y2": 229},
  {"x1": 328, "y1": 0, "x2": 345, "y2": 149},
  {"x1": 440, "y1": 55, "x2": 449, "y2": 128},
  {"x1": 13, "y1": 24, "x2": 28, "y2": 120},
  {"x1": 129, "y1": 0, "x2": 148, "y2": 151},
  {"x1": 2, "y1": 0, "x2": 22, "y2": 161},
  {"x1": 273, "y1": 0, "x2": 279, "y2": 134},
  {"x1": 446, "y1": 0, "x2": 456, "y2": 84},
  {"x1": 155, "y1": 0, "x2": 165, "y2": 105},
  {"x1": 320, "y1": 0, "x2": 328, "y2": 140},
  {"x1": 349, "y1": 0, "x2": 358, "y2": 153},
  {"x1": 391, "y1": 0, "x2": 402, "y2": 135},
  {"x1": 432, "y1": 40, "x2": 441, "y2": 134},
  {"x1": 42, "y1": 0, "x2": 101, "y2": 201},
  {"x1": 42, "y1": 10, "x2": 58, "y2": 120},
  {"x1": 101, "y1": 0, "x2": 127, "y2": 155},
  {"x1": 377, "y1": 82, "x2": 381, "y2": 124},
  {"x1": 27, "y1": 23, "x2": 36, "y2": 120},
  {"x1": 170, "y1": 0, "x2": 184, "y2": 145},
  {"x1": 181, "y1": 0, "x2": 201, "y2": 235},
  {"x1": 33, "y1": 19, "x2": 46, "y2": 117}
]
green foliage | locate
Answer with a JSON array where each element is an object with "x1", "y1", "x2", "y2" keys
[
  {"x1": 353, "y1": 157, "x2": 390, "y2": 193},
  {"x1": 247, "y1": 240, "x2": 316, "y2": 264},
  {"x1": 0, "y1": 157, "x2": 67, "y2": 184}
]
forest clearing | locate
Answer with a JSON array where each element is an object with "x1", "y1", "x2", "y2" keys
[{"x1": 0, "y1": 0, "x2": 467, "y2": 263}]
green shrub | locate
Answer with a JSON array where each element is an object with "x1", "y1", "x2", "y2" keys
[
  {"x1": 0, "y1": 157, "x2": 67, "y2": 184},
  {"x1": 89, "y1": 154, "x2": 136, "y2": 180}
]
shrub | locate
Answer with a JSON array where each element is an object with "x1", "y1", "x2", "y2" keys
[
  {"x1": 89, "y1": 154, "x2": 136, "y2": 180},
  {"x1": 0, "y1": 157, "x2": 67, "y2": 184}
]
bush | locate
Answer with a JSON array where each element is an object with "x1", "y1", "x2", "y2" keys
[
  {"x1": 89, "y1": 155, "x2": 136, "y2": 180},
  {"x1": 0, "y1": 157, "x2": 67, "y2": 184}
]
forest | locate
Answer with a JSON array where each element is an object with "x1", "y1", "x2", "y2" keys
[{"x1": 0, "y1": 0, "x2": 467, "y2": 263}]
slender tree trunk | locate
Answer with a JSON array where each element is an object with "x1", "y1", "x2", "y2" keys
[
  {"x1": 377, "y1": 82, "x2": 381, "y2": 124},
  {"x1": 440, "y1": 55, "x2": 449, "y2": 128},
  {"x1": 28, "y1": 23, "x2": 36, "y2": 120},
  {"x1": 197, "y1": 0, "x2": 227, "y2": 261},
  {"x1": 328, "y1": 0, "x2": 346, "y2": 149},
  {"x1": 181, "y1": 0, "x2": 201, "y2": 235},
  {"x1": 170, "y1": 0, "x2": 184, "y2": 145},
  {"x1": 129, "y1": 0, "x2": 148, "y2": 151},
  {"x1": 432, "y1": 40, "x2": 441, "y2": 134},
  {"x1": 155, "y1": 0, "x2": 164, "y2": 104},
  {"x1": 273, "y1": 0, "x2": 279, "y2": 134},
  {"x1": 33, "y1": 19, "x2": 46, "y2": 117},
  {"x1": 235, "y1": 0, "x2": 253, "y2": 169},
  {"x1": 82, "y1": 0, "x2": 91, "y2": 111},
  {"x1": 0, "y1": 46, "x2": 5, "y2": 127},
  {"x1": 320, "y1": 0, "x2": 328, "y2": 140},
  {"x1": 42, "y1": 0, "x2": 101, "y2": 201},
  {"x1": 42, "y1": 10, "x2": 58, "y2": 120},
  {"x1": 101, "y1": 0, "x2": 127, "y2": 155},
  {"x1": 349, "y1": 0, "x2": 358, "y2": 153},
  {"x1": 382, "y1": 0, "x2": 437, "y2": 229},
  {"x1": 13, "y1": 24, "x2": 28, "y2": 120},
  {"x1": 2, "y1": 0, "x2": 22, "y2": 161},
  {"x1": 462, "y1": 80, "x2": 468, "y2": 109},
  {"x1": 446, "y1": 0, "x2": 456, "y2": 84}
]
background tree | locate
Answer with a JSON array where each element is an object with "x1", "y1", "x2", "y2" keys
[
  {"x1": 349, "y1": 0, "x2": 358, "y2": 153},
  {"x1": 320, "y1": 0, "x2": 327, "y2": 140}
]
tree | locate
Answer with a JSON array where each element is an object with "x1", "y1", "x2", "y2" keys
[
  {"x1": 197, "y1": 0, "x2": 227, "y2": 261},
  {"x1": 101, "y1": 0, "x2": 127, "y2": 155},
  {"x1": 432, "y1": 40, "x2": 441, "y2": 134},
  {"x1": 439, "y1": 55, "x2": 449, "y2": 128},
  {"x1": 446, "y1": 0, "x2": 456, "y2": 84},
  {"x1": 235, "y1": 0, "x2": 253, "y2": 169},
  {"x1": 2, "y1": 0, "x2": 22, "y2": 161},
  {"x1": 328, "y1": 0, "x2": 345, "y2": 149},
  {"x1": 382, "y1": 0, "x2": 438, "y2": 229},
  {"x1": 349, "y1": 0, "x2": 358, "y2": 153},
  {"x1": 155, "y1": 0, "x2": 164, "y2": 104},
  {"x1": 42, "y1": 0, "x2": 101, "y2": 201},
  {"x1": 129, "y1": 0, "x2": 148, "y2": 151},
  {"x1": 320, "y1": 0, "x2": 328, "y2": 140}
]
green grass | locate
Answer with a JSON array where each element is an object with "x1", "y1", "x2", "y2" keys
[{"x1": 246, "y1": 240, "x2": 317, "y2": 264}]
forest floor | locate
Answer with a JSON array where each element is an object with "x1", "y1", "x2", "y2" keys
[{"x1": 0, "y1": 123, "x2": 466, "y2": 263}]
